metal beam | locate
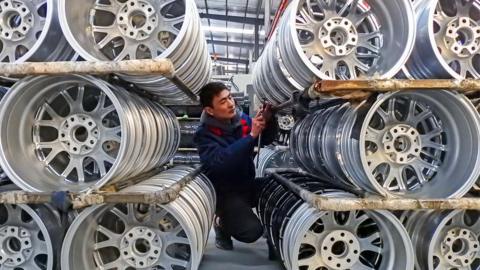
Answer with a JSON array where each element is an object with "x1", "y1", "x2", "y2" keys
[
  {"x1": 212, "y1": 57, "x2": 249, "y2": 65},
  {"x1": 203, "y1": 0, "x2": 216, "y2": 55},
  {"x1": 199, "y1": 13, "x2": 263, "y2": 25},
  {"x1": 207, "y1": 40, "x2": 256, "y2": 48},
  {"x1": 254, "y1": 0, "x2": 263, "y2": 60},
  {"x1": 265, "y1": 0, "x2": 271, "y2": 37}
]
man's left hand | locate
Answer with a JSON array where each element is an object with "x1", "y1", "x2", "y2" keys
[{"x1": 260, "y1": 102, "x2": 274, "y2": 122}]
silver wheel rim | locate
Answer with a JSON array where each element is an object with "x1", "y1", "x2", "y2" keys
[
  {"x1": 358, "y1": 91, "x2": 480, "y2": 197},
  {"x1": 283, "y1": 192, "x2": 414, "y2": 270},
  {"x1": 58, "y1": 0, "x2": 211, "y2": 103},
  {"x1": 405, "y1": 0, "x2": 480, "y2": 79},
  {"x1": 290, "y1": 91, "x2": 480, "y2": 197},
  {"x1": 405, "y1": 210, "x2": 480, "y2": 269},
  {"x1": 253, "y1": 0, "x2": 416, "y2": 104},
  {"x1": 0, "y1": 203, "x2": 61, "y2": 270},
  {"x1": 0, "y1": 0, "x2": 76, "y2": 64},
  {"x1": 61, "y1": 166, "x2": 215, "y2": 270},
  {"x1": 0, "y1": 75, "x2": 180, "y2": 192},
  {"x1": 254, "y1": 147, "x2": 297, "y2": 177}
]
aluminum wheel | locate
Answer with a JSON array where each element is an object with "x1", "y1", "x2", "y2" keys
[
  {"x1": 254, "y1": 147, "x2": 297, "y2": 177},
  {"x1": 58, "y1": 0, "x2": 211, "y2": 103},
  {"x1": 405, "y1": 0, "x2": 480, "y2": 79},
  {"x1": 0, "y1": 75, "x2": 180, "y2": 192},
  {"x1": 257, "y1": 172, "x2": 414, "y2": 270},
  {"x1": 405, "y1": 210, "x2": 480, "y2": 269},
  {"x1": 291, "y1": 91, "x2": 480, "y2": 198},
  {"x1": 0, "y1": 0, "x2": 76, "y2": 80},
  {"x1": 0, "y1": 184, "x2": 63, "y2": 270},
  {"x1": 253, "y1": 0, "x2": 416, "y2": 104},
  {"x1": 285, "y1": 202, "x2": 414, "y2": 270},
  {"x1": 61, "y1": 166, "x2": 215, "y2": 270}
]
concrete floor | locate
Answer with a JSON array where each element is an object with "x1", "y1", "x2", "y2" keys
[{"x1": 199, "y1": 230, "x2": 284, "y2": 270}]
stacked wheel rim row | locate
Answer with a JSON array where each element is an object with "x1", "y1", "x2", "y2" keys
[
  {"x1": 290, "y1": 90, "x2": 480, "y2": 198},
  {"x1": 58, "y1": 0, "x2": 212, "y2": 103},
  {"x1": 253, "y1": 0, "x2": 480, "y2": 105},
  {"x1": 0, "y1": 184, "x2": 64, "y2": 270},
  {"x1": 0, "y1": 75, "x2": 180, "y2": 192},
  {"x1": 257, "y1": 172, "x2": 414, "y2": 270},
  {"x1": 401, "y1": 210, "x2": 480, "y2": 269},
  {"x1": 254, "y1": 147, "x2": 298, "y2": 177},
  {"x1": 61, "y1": 166, "x2": 215, "y2": 270},
  {"x1": 403, "y1": 0, "x2": 480, "y2": 79},
  {"x1": 0, "y1": 0, "x2": 77, "y2": 69},
  {"x1": 253, "y1": 0, "x2": 416, "y2": 105}
]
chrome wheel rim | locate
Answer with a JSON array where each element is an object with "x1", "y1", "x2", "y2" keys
[
  {"x1": 405, "y1": 0, "x2": 480, "y2": 79},
  {"x1": 0, "y1": 75, "x2": 180, "y2": 192},
  {"x1": 58, "y1": 0, "x2": 211, "y2": 103},
  {"x1": 61, "y1": 166, "x2": 215, "y2": 270}
]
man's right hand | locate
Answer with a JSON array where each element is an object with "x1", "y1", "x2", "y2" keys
[{"x1": 250, "y1": 111, "x2": 266, "y2": 138}]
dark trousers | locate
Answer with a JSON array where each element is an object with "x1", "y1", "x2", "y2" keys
[{"x1": 216, "y1": 191, "x2": 264, "y2": 243}]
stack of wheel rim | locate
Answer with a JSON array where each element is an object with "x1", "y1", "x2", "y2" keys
[
  {"x1": 401, "y1": 210, "x2": 480, "y2": 269},
  {"x1": 0, "y1": 0, "x2": 77, "y2": 81},
  {"x1": 290, "y1": 90, "x2": 480, "y2": 198},
  {"x1": 254, "y1": 147, "x2": 297, "y2": 177},
  {"x1": 58, "y1": 0, "x2": 212, "y2": 104},
  {"x1": 61, "y1": 166, "x2": 216, "y2": 270},
  {"x1": 0, "y1": 75, "x2": 180, "y2": 192},
  {"x1": 402, "y1": 0, "x2": 480, "y2": 79},
  {"x1": 253, "y1": 0, "x2": 417, "y2": 104},
  {"x1": 0, "y1": 184, "x2": 65, "y2": 270},
  {"x1": 257, "y1": 172, "x2": 414, "y2": 270}
]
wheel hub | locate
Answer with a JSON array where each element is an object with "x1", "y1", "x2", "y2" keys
[
  {"x1": 320, "y1": 17, "x2": 358, "y2": 57},
  {"x1": 0, "y1": 226, "x2": 33, "y2": 267},
  {"x1": 444, "y1": 17, "x2": 480, "y2": 58},
  {"x1": 441, "y1": 228, "x2": 479, "y2": 267},
  {"x1": 320, "y1": 230, "x2": 360, "y2": 269},
  {"x1": 382, "y1": 124, "x2": 421, "y2": 164},
  {"x1": 59, "y1": 114, "x2": 100, "y2": 155},
  {"x1": 120, "y1": 226, "x2": 162, "y2": 268},
  {"x1": 0, "y1": 0, "x2": 34, "y2": 42},
  {"x1": 278, "y1": 115, "x2": 295, "y2": 131},
  {"x1": 117, "y1": 0, "x2": 158, "y2": 41}
]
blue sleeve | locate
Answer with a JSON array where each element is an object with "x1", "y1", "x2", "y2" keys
[{"x1": 194, "y1": 128, "x2": 256, "y2": 175}]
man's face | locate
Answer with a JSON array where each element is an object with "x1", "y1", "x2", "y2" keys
[{"x1": 205, "y1": 89, "x2": 236, "y2": 121}]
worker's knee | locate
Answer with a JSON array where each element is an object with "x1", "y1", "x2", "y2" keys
[{"x1": 232, "y1": 220, "x2": 264, "y2": 243}]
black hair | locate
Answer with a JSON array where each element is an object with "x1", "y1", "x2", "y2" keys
[{"x1": 199, "y1": 82, "x2": 229, "y2": 108}]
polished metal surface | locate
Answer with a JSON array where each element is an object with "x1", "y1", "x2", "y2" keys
[
  {"x1": 61, "y1": 166, "x2": 215, "y2": 270},
  {"x1": 405, "y1": 0, "x2": 480, "y2": 79},
  {"x1": 291, "y1": 91, "x2": 480, "y2": 198},
  {"x1": 58, "y1": 0, "x2": 212, "y2": 103},
  {"x1": 253, "y1": 0, "x2": 416, "y2": 104},
  {"x1": 0, "y1": 184, "x2": 63, "y2": 270},
  {"x1": 257, "y1": 174, "x2": 414, "y2": 270},
  {"x1": 0, "y1": 75, "x2": 180, "y2": 192},
  {"x1": 254, "y1": 147, "x2": 297, "y2": 177},
  {"x1": 0, "y1": 0, "x2": 76, "y2": 81},
  {"x1": 404, "y1": 210, "x2": 480, "y2": 269}
]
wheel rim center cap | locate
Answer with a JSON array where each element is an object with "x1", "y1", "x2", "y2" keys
[
  {"x1": 320, "y1": 17, "x2": 358, "y2": 56},
  {"x1": 445, "y1": 17, "x2": 480, "y2": 58},
  {"x1": 321, "y1": 230, "x2": 360, "y2": 269},
  {"x1": 441, "y1": 228, "x2": 479, "y2": 267},
  {"x1": 117, "y1": 0, "x2": 158, "y2": 41},
  {"x1": 59, "y1": 114, "x2": 99, "y2": 155},
  {"x1": 120, "y1": 227, "x2": 162, "y2": 268},
  {"x1": 0, "y1": 226, "x2": 33, "y2": 267},
  {"x1": 0, "y1": 1, "x2": 33, "y2": 42},
  {"x1": 382, "y1": 124, "x2": 421, "y2": 164}
]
